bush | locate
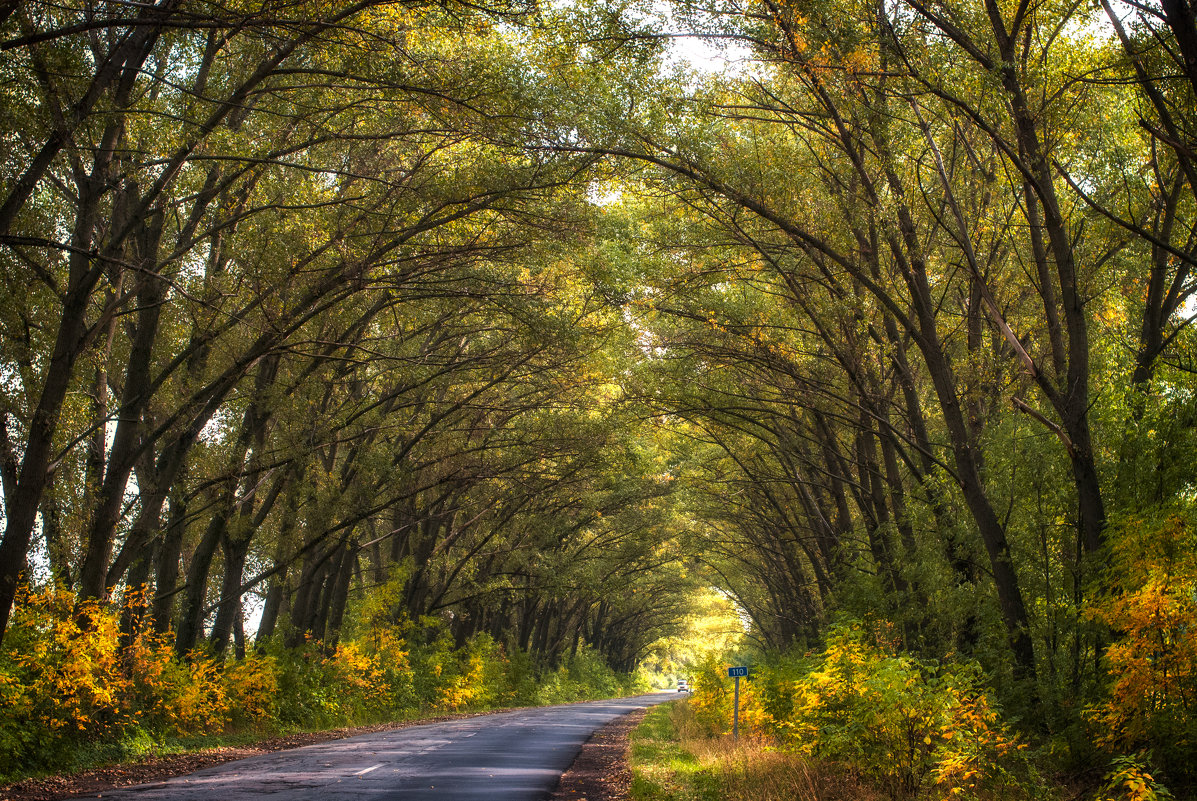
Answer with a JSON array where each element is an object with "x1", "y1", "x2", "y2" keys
[
  {"x1": 534, "y1": 646, "x2": 621, "y2": 704},
  {"x1": 433, "y1": 633, "x2": 506, "y2": 711},
  {"x1": 1085, "y1": 512, "x2": 1197, "y2": 795},
  {"x1": 1096, "y1": 753, "x2": 1175, "y2": 801},
  {"x1": 0, "y1": 588, "x2": 234, "y2": 772},
  {"x1": 264, "y1": 623, "x2": 417, "y2": 725},
  {"x1": 0, "y1": 586, "x2": 640, "y2": 782},
  {"x1": 686, "y1": 653, "x2": 771, "y2": 738},
  {"x1": 223, "y1": 653, "x2": 281, "y2": 727},
  {"x1": 685, "y1": 624, "x2": 1036, "y2": 800}
]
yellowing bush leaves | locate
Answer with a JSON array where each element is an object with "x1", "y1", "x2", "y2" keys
[
  {"x1": 0, "y1": 586, "x2": 639, "y2": 780},
  {"x1": 685, "y1": 625, "x2": 1027, "y2": 801}
]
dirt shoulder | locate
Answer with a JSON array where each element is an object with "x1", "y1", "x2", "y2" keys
[{"x1": 550, "y1": 707, "x2": 649, "y2": 801}]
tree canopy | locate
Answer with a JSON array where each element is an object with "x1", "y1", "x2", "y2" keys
[{"x1": 1, "y1": 0, "x2": 1196, "y2": 792}]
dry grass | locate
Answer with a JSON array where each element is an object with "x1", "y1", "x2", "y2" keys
[
  {"x1": 631, "y1": 702, "x2": 884, "y2": 801},
  {"x1": 685, "y1": 734, "x2": 884, "y2": 801}
]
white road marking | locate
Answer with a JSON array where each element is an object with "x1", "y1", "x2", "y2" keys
[{"x1": 354, "y1": 764, "x2": 384, "y2": 776}]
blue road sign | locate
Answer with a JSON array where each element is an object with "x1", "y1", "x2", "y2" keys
[{"x1": 727, "y1": 666, "x2": 749, "y2": 677}]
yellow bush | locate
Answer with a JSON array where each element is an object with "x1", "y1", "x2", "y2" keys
[
  {"x1": 330, "y1": 640, "x2": 391, "y2": 708},
  {"x1": 3, "y1": 588, "x2": 129, "y2": 737},
  {"x1": 437, "y1": 636, "x2": 507, "y2": 711},
  {"x1": 687, "y1": 656, "x2": 769, "y2": 738},
  {"x1": 225, "y1": 654, "x2": 280, "y2": 726},
  {"x1": 0, "y1": 587, "x2": 240, "y2": 751},
  {"x1": 1085, "y1": 514, "x2": 1197, "y2": 756},
  {"x1": 687, "y1": 626, "x2": 1027, "y2": 800},
  {"x1": 786, "y1": 628, "x2": 1023, "y2": 800},
  {"x1": 439, "y1": 649, "x2": 487, "y2": 711},
  {"x1": 161, "y1": 656, "x2": 230, "y2": 735}
]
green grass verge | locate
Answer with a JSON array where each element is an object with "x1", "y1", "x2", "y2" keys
[
  {"x1": 629, "y1": 702, "x2": 721, "y2": 801},
  {"x1": 629, "y1": 701, "x2": 888, "y2": 801}
]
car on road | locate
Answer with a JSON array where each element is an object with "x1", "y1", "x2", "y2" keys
[{"x1": 677, "y1": 679, "x2": 688, "y2": 692}]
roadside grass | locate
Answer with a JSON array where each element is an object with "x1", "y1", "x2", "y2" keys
[
  {"x1": 629, "y1": 702, "x2": 720, "y2": 801},
  {"x1": 1, "y1": 710, "x2": 442, "y2": 787},
  {"x1": 39, "y1": 729, "x2": 285, "y2": 775},
  {"x1": 630, "y1": 702, "x2": 883, "y2": 801}
]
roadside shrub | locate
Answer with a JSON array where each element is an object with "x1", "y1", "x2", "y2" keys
[
  {"x1": 269, "y1": 641, "x2": 344, "y2": 725},
  {"x1": 686, "y1": 653, "x2": 769, "y2": 738},
  {"x1": 371, "y1": 624, "x2": 417, "y2": 709},
  {"x1": 330, "y1": 639, "x2": 393, "y2": 713},
  {"x1": 161, "y1": 656, "x2": 230, "y2": 735},
  {"x1": 408, "y1": 627, "x2": 462, "y2": 710},
  {"x1": 1085, "y1": 511, "x2": 1197, "y2": 795},
  {"x1": 0, "y1": 587, "x2": 231, "y2": 771},
  {"x1": 501, "y1": 647, "x2": 539, "y2": 703},
  {"x1": 686, "y1": 624, "x2": 1034, "y2": 800},
  {"x1": 0, "y1": 589, "x2": 115, "y2": 772},
  {"x1": 786, "y1": 626, "x2": 1029, "y2": 799},
  {"x1": 0, "y1": 586, "x2": 640, "y2": 782},
  {"x1": 224, "y1": 653, "x2": 280, "y2": 727},
  {"x1": 1, "y1": 589, "x2": 127, "y2": 746},
  {"x1": 436, "y1": 634, "x2": 504, "y2": 711}
]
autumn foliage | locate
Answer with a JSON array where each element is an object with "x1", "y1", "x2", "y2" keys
[
  {"x1": 1086, "y1": 512, "x2": 1197, "y2": 796},
  {"x1": 0, "y1": 587, "x2": 642, "y2": 779},
  {"x1": 686, "y1": 625, "x2": 1032, "y2": 800}
]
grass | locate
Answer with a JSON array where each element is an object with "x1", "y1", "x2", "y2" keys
[
  {"x1": 56, "y1": 728, "x2": 278, "y2": 769},
  {"x1": 629, "y1": 703, "x2": 721, "y2": 800},
  {"x1": 0, "y1": 706, "x2": 469, "y2": 786},
  {"x1": 630, "y1": 701, "x2": 884, "y2": 801}
]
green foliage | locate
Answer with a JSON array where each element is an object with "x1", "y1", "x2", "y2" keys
[
  {"x1": 532, "y1": 646, "x2": 648, "y2": 704},
  {"x1": 1098, "y1": 754, "x2": 1176, "y2": 801}
]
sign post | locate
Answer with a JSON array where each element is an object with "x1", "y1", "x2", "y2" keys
[{"x1": 727, "y1": 666, "x2": 748, "y2": 740}]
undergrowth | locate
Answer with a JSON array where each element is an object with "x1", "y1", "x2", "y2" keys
[
  {"x1": 631, "y1": 701, "x2": 883, "y2": 801},
  {"x1": 651, "y1": 619, "x2": 1191, "y2": 800},
  {"x1": 633, "y1": 624, "x2": 1065, "y2": 801},
  {"x1": 0, "y1": 586, "x2": 646, "y2": 783}
]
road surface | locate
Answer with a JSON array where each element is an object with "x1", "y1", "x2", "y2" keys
[{"x1": 79, "y1": 692, "x2": 676, "y2": 800}]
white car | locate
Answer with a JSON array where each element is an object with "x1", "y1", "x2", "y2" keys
[{"x1": 677, "y1": 679, "x2": 688, "y2": 692}]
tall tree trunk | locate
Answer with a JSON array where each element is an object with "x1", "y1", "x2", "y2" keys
[
  {"x1": 209, "y1": 532, "x2": 252, "y2": 656},
  {"x1": 152, "y1": 486, "x2": 189, "y2": 634},
  {"x1": 322, "y1": 540, "x2": 357, "y2": 652},
  {"x1": 77, "y1": 206, "x2": 166, "y2": 602},
  {"x1": 175, "y1": 516, "x2": 223, "y2": 656}
]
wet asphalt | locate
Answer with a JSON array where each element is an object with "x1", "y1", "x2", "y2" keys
[{"x1": 79, "y1": 692, "x2": 676, "y2": 800}]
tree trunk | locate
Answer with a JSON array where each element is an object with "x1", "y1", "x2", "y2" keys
[
  {"x1": 322, "y1": 540, "x2": 357, "y2": 651},
  {"x1": 77, "y1": 206, "x2": 166, "y2": 602},
  {"x1": 209, "y1": 532, "x2": 252, "y2": 656},
  {"x1": 152, "y1": 487, "x2": 189, "y2": 634},
  {"x1": 174, "y1": 516, "x2": 223, "y2": 656},
  {"x1": 0, "y1": 173, "x2": 111, "y2": 643}
]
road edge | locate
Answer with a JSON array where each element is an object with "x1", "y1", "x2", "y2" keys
[{"x1": 549, "y1": 706, "x2": 654, "y2": 801}]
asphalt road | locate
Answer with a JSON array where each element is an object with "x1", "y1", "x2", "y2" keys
[{"x1": 79, "y1": 692, "x2": 677, "y2": 800}]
